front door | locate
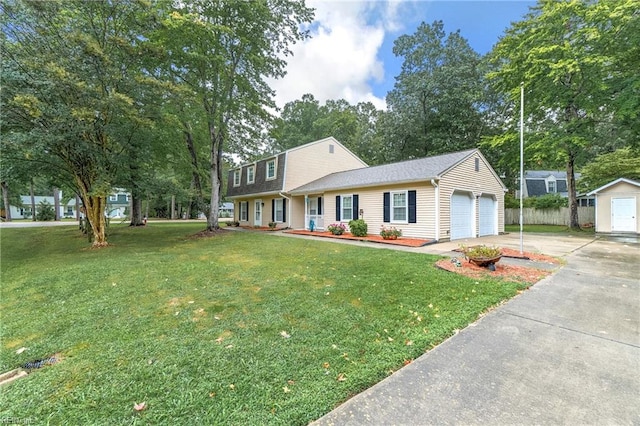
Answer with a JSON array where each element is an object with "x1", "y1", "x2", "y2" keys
[
  {"x1": 254, "y1": 199, "x2": 262, "y2": 227},
  {"x1": 612, "y1": 197, "x2": 636, "y2": 232}
]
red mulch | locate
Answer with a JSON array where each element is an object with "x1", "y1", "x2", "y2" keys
[
  {"x1": 436, "y1": 249, "x2": 561, "y2": 284},
  {"x1": 284, "y1": 230, "x2": 435, "y2": 247}
]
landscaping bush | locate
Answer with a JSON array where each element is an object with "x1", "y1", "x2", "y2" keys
[
  {"x1": 348, "y1": 219, "x2": 368, "y2": 237},
  {"x1": 36, "y1": 201, "x2": 56, "y2": 221},
  {"x1": 327, "y1": 223, "x2": 346, "y2": 235}
]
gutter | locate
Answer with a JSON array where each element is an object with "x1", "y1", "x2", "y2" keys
[{"x1": 431, "y1": 179, "x2": 440, "y2": 241}]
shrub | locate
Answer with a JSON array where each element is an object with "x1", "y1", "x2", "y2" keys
[
  {"x1": 348, "y1": 219, "x2": 368, "y2": 237},
  {"x1": 36, "y1": 201, "x2": 56, "y2": 221},
  {"x1": 460, "y1": 245, "x2": 501, "y2": 259},
  {"x1": 327, "y1": 223, "x2": 346, "y2": 235},
  {"x1": 380, "y1": 225, "x2": 402, "y2": 239},
  {"x1": 268, "y1": 222, "x2": 277, "y2": 230}
]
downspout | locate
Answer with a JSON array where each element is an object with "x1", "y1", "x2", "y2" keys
[
  {"x1": 431, "y1": 179, "x2": 440, "y2": 241},
  {"x1": 279, "y1": 192, "x2": 292, "y2": 229}
]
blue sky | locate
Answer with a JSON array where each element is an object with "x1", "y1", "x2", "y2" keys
[{"x1": 270, "y1": 0, "x2": 536, "y2": 110}]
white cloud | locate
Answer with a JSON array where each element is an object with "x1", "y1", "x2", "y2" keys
[{"x1": 269, "y1": 0, "x2": 403, "y2": 111}]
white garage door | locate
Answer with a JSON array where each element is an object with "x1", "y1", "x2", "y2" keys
[
  {"x1": 612, "y1": 197, "x2": 637, "y2": 232},
  {"x1": 479, "y1": 195, "x2": 496, "y2": 236},
  {"x1": 451, "y1": 192, "x2": 473, "y2": 240}
]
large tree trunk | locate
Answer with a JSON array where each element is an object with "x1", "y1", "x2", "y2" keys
[
  {"x1": 183, "y1": 123, "x2": 207, "y2": 218},
  {"x1": 53, "y1": 187, "x2": 61, "y2": 221},
  {"x1": 30, "y1": 180, "x2": 36, "y2": 221},
  {"x1": 1, "y1": 181, "x2": 11, "y2": 221},
  {"x1": 567, "y1": 153, "x2": 580, "y2": 229},
  {"x1": 130, "y1": 194, "x2": 143, "y2": 226},
  {"x1": 207, "y1": 122, "x2": 222, "y2": 231},
  {"x1": 76, "y1": 178, "x2": 108, "y2": 247}
]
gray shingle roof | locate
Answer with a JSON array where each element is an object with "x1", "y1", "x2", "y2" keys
[{"x1": 290, "y1": 149, "x2": 477, "y2": 194}]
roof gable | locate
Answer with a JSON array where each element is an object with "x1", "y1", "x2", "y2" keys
[
  {"x1": 290, "y1": 149, "x2": 480, "y2": 194},
  {"x1": 587, "y1": 178, "x2": 640, "y2": 195}
]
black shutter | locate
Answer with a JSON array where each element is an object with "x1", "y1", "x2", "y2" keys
[
  {"x1": 271, "y1": 199, "x2": 275, "y2": 222},
  {"x1": 282, "y1": 199, "x2": 286, "y2": 222},
  {"x1": 317, "y1": 197, "x2": 322, "y2": 215},
  {"x1": 352, "y1": 195, "x2": 359, "y2": 220},
  {"x1": 383, "y1": 192, "x2": 390, "y2": 223},
  {"x1": 336, "y1": 196, "x2": 341, "y2": 221},
  {"x1": 408, "y1": 190, "x2": 417, "y2": 223}
]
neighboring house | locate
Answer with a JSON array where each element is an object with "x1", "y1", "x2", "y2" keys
[
  {"x1": 587, "y1": 178, "x2": 640, "y2": 235},
  {"x1": 107, "y1": 190, "x2": 130, "y2": 218},
  {"x1": 522, "y1": 170, "x2": 575, "y2": 198},
  {"x1": 219, "y1": 202, "x2": 234, "y2": 218},
  {"x1": 227, "y1": 137, "x2": 506, "y2": 242},
  {"x1": 521, "y1": 170, "x2": 594, "y2": 206},
  {"x1": 9, "y1": 195, "x2": 77, "y2": 219}
]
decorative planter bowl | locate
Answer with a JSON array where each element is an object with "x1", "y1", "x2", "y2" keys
[{"x1": 467, "y1": 255, "x2": 502, "y2": 267}]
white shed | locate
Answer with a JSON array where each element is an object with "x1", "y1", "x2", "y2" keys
[{"x1": 587, "y1": 178, "x2": 640, "y2": 235}]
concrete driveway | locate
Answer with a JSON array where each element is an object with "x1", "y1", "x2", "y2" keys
[{"x1": 314, "y1": 234, "x2": 640, "y2": 425}]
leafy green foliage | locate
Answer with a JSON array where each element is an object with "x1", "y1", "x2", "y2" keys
[
  {"x1": 384, "y1": 21, "x2": 485, "y2": 160},
  {"x1": 485, "y1": 0, "x2": 639, "y2": 228},
  {"x1": 578, "y1": 147, "x2": 640, "y2": 192},
  {"x1": 35, "y1": 201, "x2": 56, "y2": 221},
  {"x1": 270, "y1": 95, "x2": 385, "y2": 165},
  {"x1": 348, "y1": 219, "x2": 368, "y2": 237},
  {"x1": 0, "y1": 224, "x2": 527, "y2": 424}
]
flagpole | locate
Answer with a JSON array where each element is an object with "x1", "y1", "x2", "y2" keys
[{"x1": 519, "y1": 82, "x2": 524, "y2": 254}]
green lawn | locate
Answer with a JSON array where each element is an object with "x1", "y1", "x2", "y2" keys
[
  {"x1": 1, "y1": 224, "x2": 528, "y2": 425},
  {"x1": 505, "y1": 224, "x2": 595, "y2": 234}
]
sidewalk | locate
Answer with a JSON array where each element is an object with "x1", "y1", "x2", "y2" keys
[{"x1": 312, "y1": 235, "x2": 640, "y2": 425}]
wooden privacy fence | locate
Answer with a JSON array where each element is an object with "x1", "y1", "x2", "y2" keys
[{"x1": 505, "y1": 207, "x2": 595, "y2": 226}]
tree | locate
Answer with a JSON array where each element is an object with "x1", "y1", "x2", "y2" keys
[
  {"x1": 578, "y1": 147, "x2": 640, "y2": 192},
  {"x1": 486, "y1": 0, "x2": 639, "y2": 229},
  {"x1": 2, "y1": 1, "x2": 156, "y2": 246},
  {"x1": 270, "y1": 94, "x2": 385, "y2": 165},
  {"x1": 150, "y1": 0, "x2": 313, "y2": 231},
  {"x1": 385, "y1": 21, "x2": 485, "y2": 160}
]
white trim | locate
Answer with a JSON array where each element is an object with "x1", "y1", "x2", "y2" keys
[
  {"x1": 340, "y1": 194, "x2": 354, "y2": 221},
  {"x1": 247, "y1": 165, "x2": 255, "y2": 184},
  {"x1": 266, "y1": 158, "x2": 277, "y2": 180},
  {"x1": 587, "y1": 178, "x2": 640, "y2": 195},
  {"x1": 278, "y1": 192, "x2": 292, "y2": 228},
  {"x1": 273, "y1": 198, "x2": 284, "y2": 223},
  {"x1": 390, "y1": 190, "x2": 408, "y2": 224},
  {"x1": 432, "y1": 179, "x2": 440, "y2": 241},
  {"x1": 233, "y1": 170, "x2": 241, "y2": 187}
]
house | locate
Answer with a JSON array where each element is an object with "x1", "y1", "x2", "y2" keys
[
  {"x1": 522, "y1": 170, "x2": 575, "y2": 198},
  {"x1": 9, "y1": 194, "x2": 77, "y2": 219},
  {"x1": 227, "y1": 137, "x2": 507, "y2": 242},
  {"x1": 107, "y1": 190, "x2": 130, "y2": 218},
  {"x1": 587, "y1": 178, "x2": 640, "y2": 235},
  {"x1": 226, "y1": 137, "x2": 367, "y2": 228}
]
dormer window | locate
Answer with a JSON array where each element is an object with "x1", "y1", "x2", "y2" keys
[
  {"x1": 247, "y1": 165, "x2": 255, "y2": 184},
  {"x1": 266, "y1": 159, "x2": 276, "y2": 180},
  {"x1": 547, "y1": 178, "x2": 556, "y2": 193},
  {"x1": 233, "y1": 170, "x2": 240, "y2": 187}
]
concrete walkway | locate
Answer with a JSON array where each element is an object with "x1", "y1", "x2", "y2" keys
[{"x1": 310, "y1": 233, "x2": 640, "y2": 425}]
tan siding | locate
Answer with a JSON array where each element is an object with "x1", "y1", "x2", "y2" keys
[
  {"x1": 323, "y1": 182, "x2": 437, "y2": 239},
  {"x1": 439, "y1": 152, "x2": 505, "y2": 240},
  {"x1": 594, "y1": 182, "x2": 640, "y2": 234},
  {"x1": 284, "y1": 138, "x2": 366, "y2": 192}
]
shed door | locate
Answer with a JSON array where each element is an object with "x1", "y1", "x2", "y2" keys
[
  {"x1": 479, "y1": 195, "x2": 496, "y2": 236},
  {"x1": 611, "y1": 197, "x2": 636, "y2": 232},
  {"x1": 450, "y1": 192, "x2": 473, "y2": 240}
]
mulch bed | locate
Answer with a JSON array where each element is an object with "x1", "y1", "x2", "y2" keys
[
  {"x1": 284, "y1": 229, "x2": 435, "y2": 247},
  {"x1": 436, "y1": 249, "x2": 561, "y2": 284}
]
